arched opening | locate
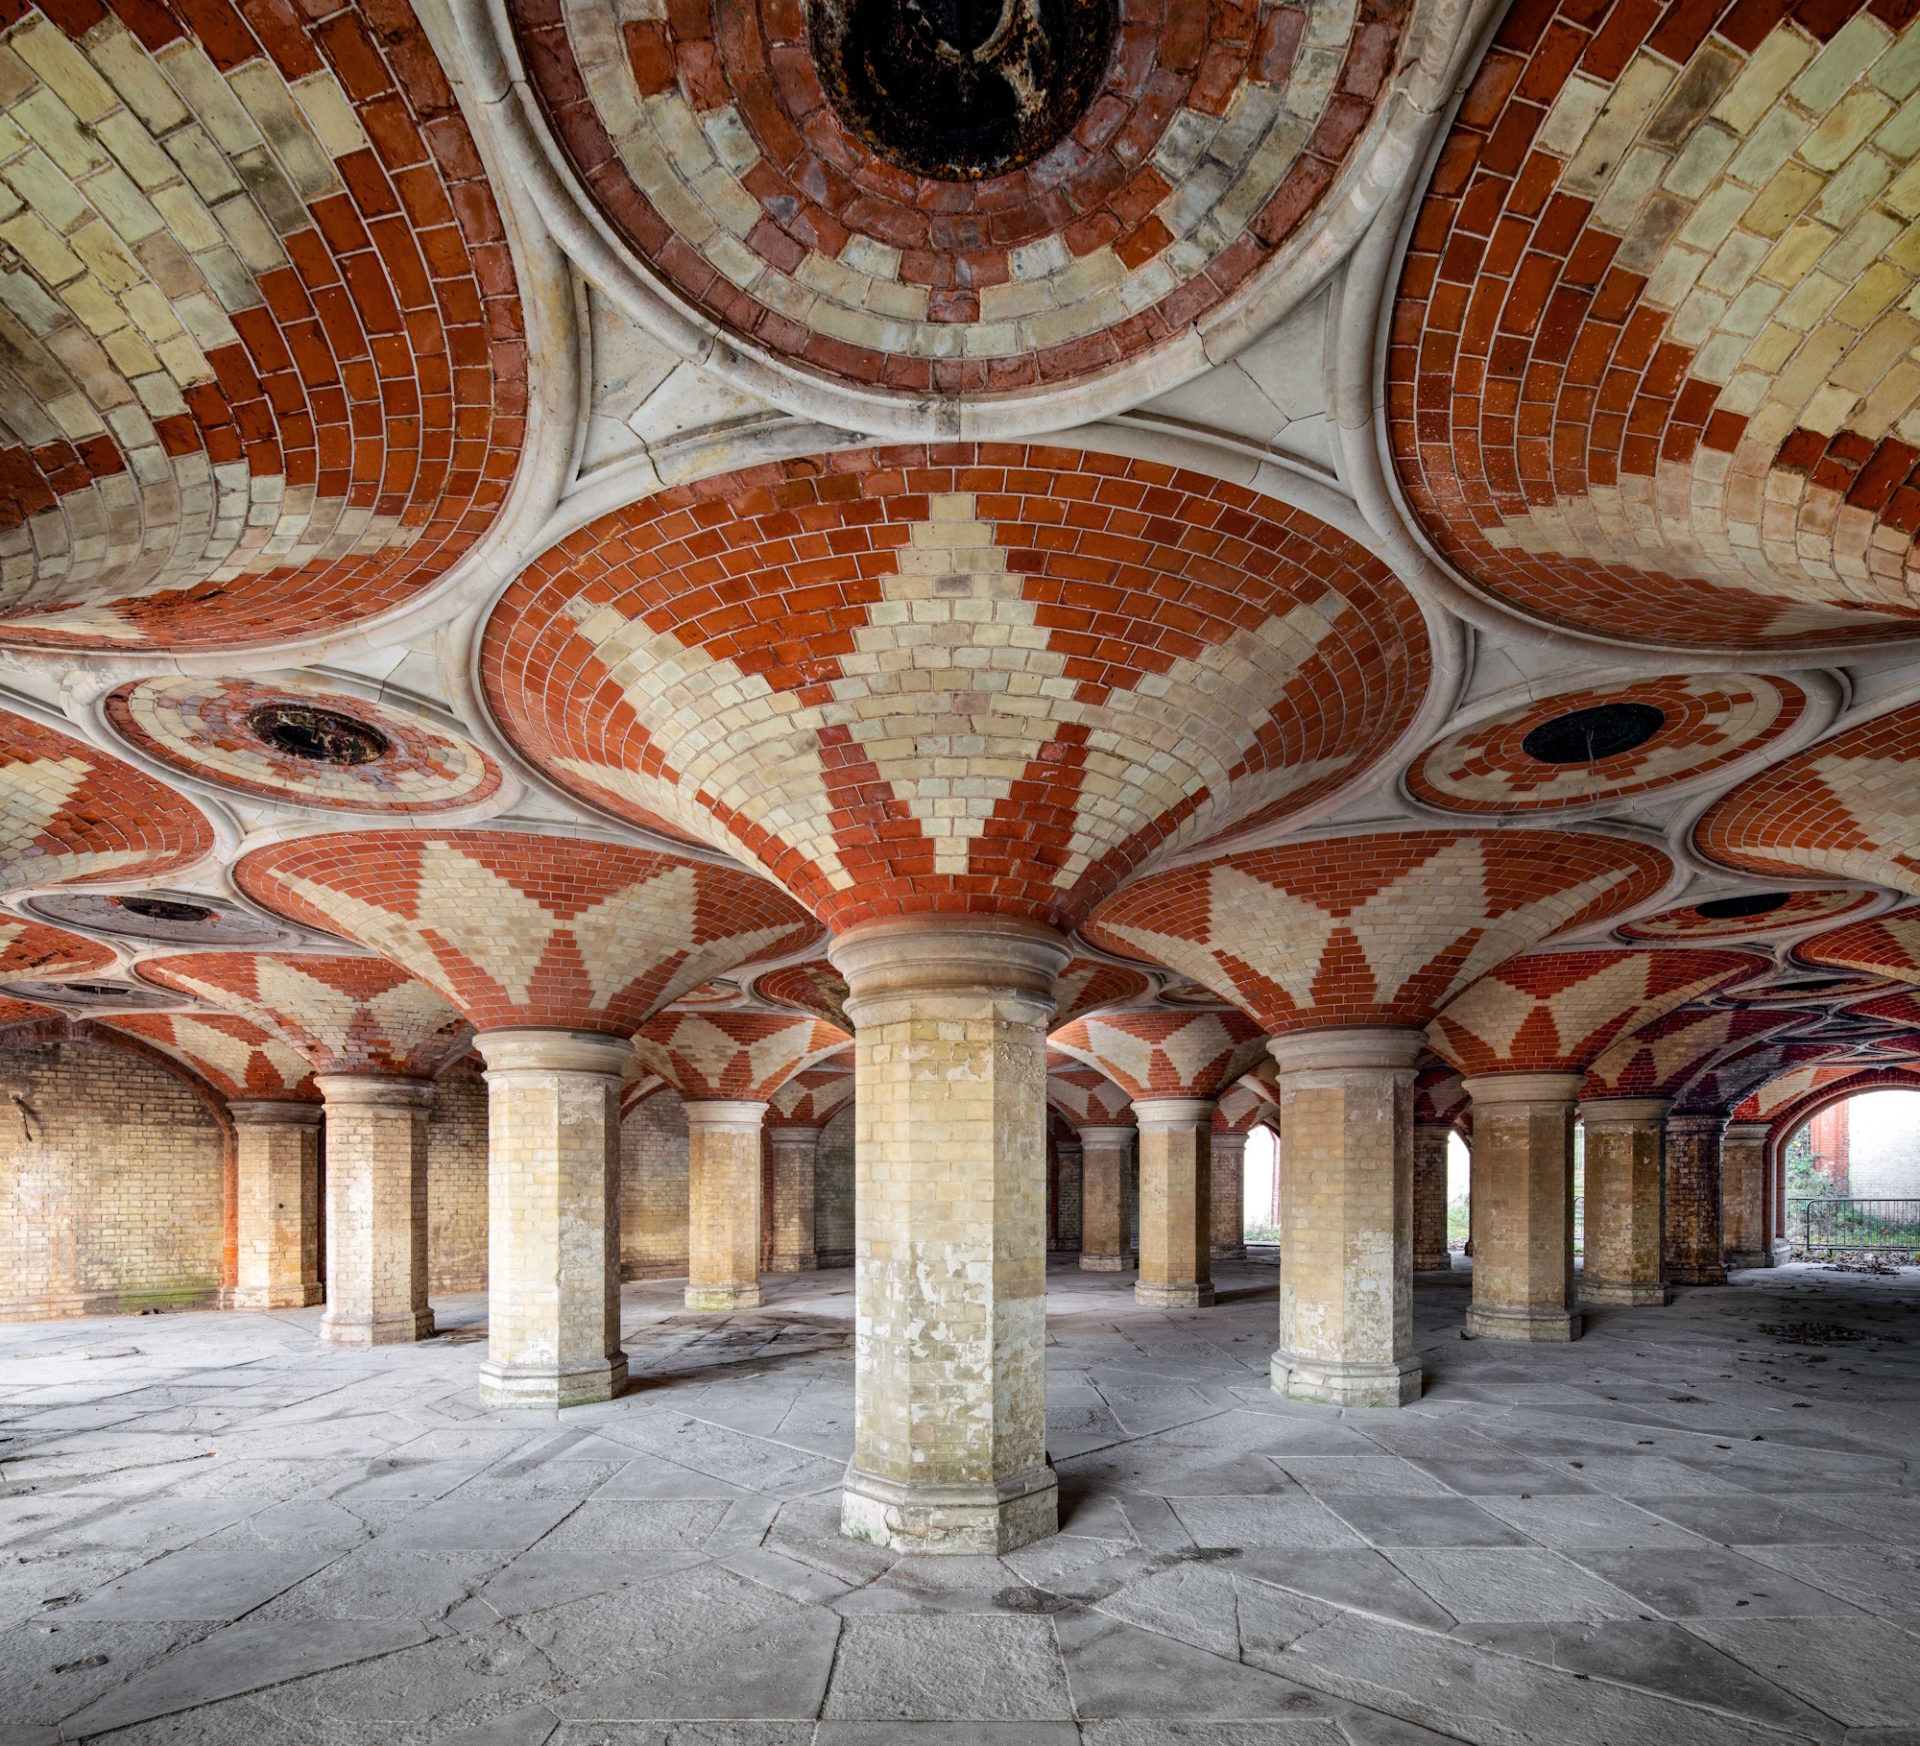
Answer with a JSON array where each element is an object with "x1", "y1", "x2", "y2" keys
[
  {"x1": 1447, "y1": 1129, "x2": 1471, "y2": 1255},
  {"x1": 1784, "y1": 1089, "x2": 1920, "y2": 1258},
  {"x1": 1244, "y1": 1124, "x2": 1280, "y2": 1246}
]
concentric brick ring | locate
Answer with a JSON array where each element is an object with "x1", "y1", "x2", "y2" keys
[
  {"x1": 508, "y1": 0, "x2": 1405, "y2": 395},
  {"x1": 104, "y1": 676, "x2": 503, "y2": 814},
  {"x1": 1406, "y1": 673, "x2": 1806, "y2": 814},
  {"x1": 0, "y1": 3, "x2": 523, "y2": 651},
  {"x1": 479, "y1": 444, "x2": 1431, "y2": 929},
  {"x1": 1618, "y1": 886, "x2": 1874, "y2": 943}
]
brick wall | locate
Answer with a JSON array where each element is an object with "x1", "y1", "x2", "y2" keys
[
  {"x1": 816, "y1": 1104, "x2": 855, "y2": 1267},
  {"x1": 427, "y1": 1065, "x2": 489, "y2": 1293},
  {"x1": 622, "y1": 1089, "x2": 689, "y2": 1279},
  {"x1": 0, "y1": 1040, "x2": 226, "y2": 1320}
]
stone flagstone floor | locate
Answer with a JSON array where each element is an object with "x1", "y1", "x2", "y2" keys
[{"x1": 2, "y1": 1260, "x2": 1918, "y2": 1744}]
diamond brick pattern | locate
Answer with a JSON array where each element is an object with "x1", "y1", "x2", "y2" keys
[
  {"x1": 1620, "y1": 885, "x2": 1873, "y2": 939},
  {"x1": 0, "y1": 706, "x2": 212, "y2": 891},
  {"x1": 105, "y1": 675, "x2": 503, "y2": 812},
  {"x1": 140, "y1": 949, "x2": 469, "y2": 1077},
  {"x1": 1215, "y1": 1075, "x2": 1278, "y2": 1132},
  {"x1": 0, "y1": 2, "x2": 523, "y2": 649},
  {"x1": 233, "y1": 830, "x2": 819, "y2": 1034},
  {"x1": 1409, "y1": 674, "x2": 1805, "y2": 813},
  {"x1": 0, "y1": 914, "x2": 111, "y2": 981},
  {"x1": 102, "y1": 1008, "x2": 315, "y2": 1101},
  {"x1": 1390, "y1": 0, "x2": 1920, "y2": 647},
  {"x1": 1051, "y1": 1006, "x2": 1267, "y2": 1099},
  {"x1": 1045, "y1": 1049, "x2": 1135, "y2": 1129},
  {"x1": 766, "y1": 1057, "x2": 854, "y2": 1127},
  {"x1": 1432, "y1": 947, "x2": 1767, "y2": 1075},
  {"x1": 508, "y1": 0, "x2": 1407, "y2": 394},
  {"x1": 1796, "y1": 903, "x2": 1920, "y2": 981},
  {"x1": 1582, "y1": 999, "x2": 1799, "y2": 1096},
  {"x1": 1736, "y1": 1057, "x2": 1920, "y2": 1121},
  {"x1": 1414, "y1": 1055, "x2": 1468, "y2": 1124},
  {"x1": 634, "y1": 1006, "x2": 848, "y2": 1100},
  {"x1": 1083, "y1": 829, "x2": 1671, "y2": 1034},
  {"x1": 1698, "y1": 699, "x2": 1920, "y2": 892},
  {"x1": 481, "y1": 446, "x2": 1430, "y2": 929}
]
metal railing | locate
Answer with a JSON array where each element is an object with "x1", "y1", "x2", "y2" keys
[{"x1": 1790, "y1": 1197, "x2": 1920, "y2": 1253}]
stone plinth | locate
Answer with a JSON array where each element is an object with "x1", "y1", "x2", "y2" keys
[
  {"x1": 1721, "y1": 1120, "x2": 1774, "y2": 1269},
  {"x1": 767, "y1": 1124, "x2": 821, "y2": 1274},
  {"x1": 1412, "y1": 1120, "x2": 1453, "y2": 1272},
  {"x1": 1580, "y1": 1097, "x2": 1672, "y2": 1306},
  {"x1": 830, "y1": 918, "x2": 1066, "y2": 1555},
  {"x1": 1211, "y1": 1129, "x2": 1248, "y2": 1262},
  {"x1": 1270, "y1": 1030, "x2": 1423, "y2": 1407},
  {"x1": 1462, "y1": 1073, "x2": 1583, "y2": 1342},
  {"x1": 230, "y1": 1102, "x2": 322, "y2": 1312},
  {"x1": 1665, "y1": 1113, "x2": 1729, "y2": 1286},
  {"x1": 1078, "y1": 1125, "x2": 1136, "y2": 1270},
  {"x1": 476, "y1": 1031, "x2": 630, "y2": 1408},
  {"x1": 315, "y1": 1076, "x2": 434, "y2": 1347},
  {"x1": 1135, "y1": 1099, "x2": 1216, "y2": 1308},
  {"x1": 685, "y1": 1100, "x2": 770, "y2": 1308}
]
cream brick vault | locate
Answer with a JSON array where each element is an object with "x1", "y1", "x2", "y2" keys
[
  {"x1": 1463, "y1": 1074, "x2": 1585, "y2": 1343},
  {"x1": 1270, "y1": 1031, "x2": 1423, "y2": 1408},
  {"x1": 314, "y1": 1076, "x2": 434, "y2": 1348},
  {"x1": 476, "y1": 1032, "x2": 630, "y2": 1409},
  {"x1": 831, "y1": 919, "x2": 1067, "y2": 1556},
  {"x1": 684, "y1": 1099, "x2": 768, "y2": 1311},
  {"x1": 1580, "y1": 1097, "x2": 1675, "y2": 1308},
  {"x1": 229, "y1": 1101, "x2": 321, "y2": 1313}
]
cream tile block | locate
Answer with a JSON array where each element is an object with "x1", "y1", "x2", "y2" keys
[
  {"x1": 1463, "y1": 1073, "x2": 1585, "y2": 1342},
  {"x1": 315, "y1": 1076, "x2": 434, "y2": 1347},
  {"x1": 475, "y1": 1031, "x2": 630, "y2": 1408},
  {"x1": 685, "y1": 1099, "x2": 768, "y2": 1309},
  {"x1": 767, "y1": 1124, "x2": 820, "y2": 1274},
  {"x1": 229, "y1": 1101, "x2": 321, "y2": 1311},
  {"x1": 830, "y1": 918, "x2": 1067, "y2": 1555},
  {"x1": 1721, "y1": 1120, "x2": 1776, "y2": 1268},
  {"x1": 1412, "y1": 1120, "x2": 1453, "y2": 1273},
  {"x1": 1580, "y1": 1097, "x2": 1673, "y2": 1306},
  {"x1": 1271, "y1": 1030, "x2": 1423, "y2": 1406},
  {"x1": 1210, "y1": 1129, "x2": 1248, "y2": 1262},
  {"x1": 1134, "y1": 1098, "x2": 1216, "y2": 1308},
  {"x1": 1078, "y1": 1125, "x2": 1136, "y2": 1271}
]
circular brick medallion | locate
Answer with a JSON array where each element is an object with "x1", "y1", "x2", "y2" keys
[
  {"x1": 509, "y1": 0, "x2": 1407, "y2": 395},
  {"x1": 26, "y1": 890, "x2": 293, "y2": 949},
  {"x1": 6, "y1": 978, "x2": 184, "y2": 1011},
  {"x1": 1407, "y1": 674, "x2": 1805, "y2": 814},
  {"x1": 105, "y1": 678, "x2": 503, "y2": 814},
  {"x1": 481, "y1": 445, "x2": 1430, "y2": 929},
  {"x1": 1619, "y1": 886, "x2": 1873, "y2": 943}
]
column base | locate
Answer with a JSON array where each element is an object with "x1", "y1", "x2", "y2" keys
[
  {"x1": 1211, "y1": 1242, "x2": 1247, "y2": 1262},
  {"x1": 1272, "y1": 1348, "x2": 1421, "y2": 1407},
  {"x1": 1464, "y1": 1304, "x2": 1582, "y2": 1342},
  {"x1": 766, "y1": 1252, "x2": 818, "y2": 1275},
  {"x1": 1772, "y1": 1238, "x2": 1794, "y2": 1264},
  {"x1": 841, "y1": 1462, "x2": 1058, "y2": 1555},
  {"x1": 1135, "y1": 1280, "x2": 1215, "y2": 1308},
  {"x1": 320, "y1": 1307, "x2": 434, "y2": 1346},
  {"x1": 1725, "y1": 1249, "x2": 1772, "y2": 1270},
  {"x1": 479, "y1": 1354, "x2": 628, "y2": 1409},
  {"x1": 1079, "y1": 1252, "x2": 1131, "y2": 1271},
  {"x1": 232, "y1": 1283, "x2": 324, "y2": 1311},
  {"x1": 1414, "y1": 1251, "x2": 1453, "y2": 1273},
  {"x1": 685, "y1": 1281, "x2": 762, "y2": 1311},
  {"x1": 1581, "y1": 1279, "x2": 1671, "y2": 1307},
  {"x1": 1669, "y1": 1265, "x2": 1728, "y2": 1287}
]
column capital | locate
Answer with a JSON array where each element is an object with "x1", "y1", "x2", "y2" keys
[
  {"x1": 1132, "y1": 1096, "x2": 1217, "y2": 1129},
  {"x1": 1270, "y1": 1026, "x2": 1426, "y2": 1076},
  {"x1": 1579, "y1": 1096, "x2": 1674, "y2": 1124},
  {"x1": 829, "y1": 916, "x2": 1069, "y2": 1027},
  {"x1": 1666, "y1": 1110, "x2": 1730, "y2": 1135},
  {"x1": 767, "y1": 1121, "x2": 826, "y2": 1141},
  {"x1": 1210, "y1": 1128, "x2": 1249, "y2": 1152},
  {"x1": 1722, "y1": 1120, "x2": 1773, "y2": 1145},
  {"x1": 313, "y1": 1073, "x2": 436, "y2": 1110},
  {"x1": 1077, "y1": 1124, "x2": 1137, "y2": 1146},
  {"x1": 475, "y1": 1028, "x2": 633, "y2": 1078},
  {"x1": 682, "y1": 1098, "x2": 771, "y2": 1129},
  {"x1": 228, "y1": 1099, "x2": 322, "y2": 1127},
  {"x1": 1461, "y1": 1070, "x2": 1586, "y2": 1106}
]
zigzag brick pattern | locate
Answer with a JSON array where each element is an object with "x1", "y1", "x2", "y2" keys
[
  {"x1": 1795, "y1": 903, "x2": 1920, "y2": 980},
  {"x1": 1052, "y1": 1006, "x2": 1266, "y2": 1098},
  {"x1": 634, "y1": 1006, "x2": 848, "y2": 1099},
  {"x1": 103, "y1": 1008, "x2": 315, "y2": 1100}
]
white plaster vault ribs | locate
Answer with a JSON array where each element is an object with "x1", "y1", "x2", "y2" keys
[
  {"x1": 0, "y1": 13, "x2": 417, "y2": 638},
  {"x1": 1501, "y1": 11, "x2": 1920, "y2": 615},
  {"x1": 558, "y1": 0, "x2": 1355, "y2": 363},
  {"x1": 557, "y1": 492, "x2": 1364, "y2": 897}
]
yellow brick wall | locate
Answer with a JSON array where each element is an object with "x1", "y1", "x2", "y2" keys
[{"x1": 427, "y1": 1067, "x2": 489, "y2": 1292}]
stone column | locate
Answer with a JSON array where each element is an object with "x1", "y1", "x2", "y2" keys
[
  {"x1": 1053, "y1": 1138, "x2": 1082, "y2": 1252},
  {"x1": 1462, "y1": 1073, "x2": 1583, "y2": 1342},
  {"x1": 685, "y1": 1100, "x2": 770, "y2": 1308},
  {"x1": 767, "y1": 1123, "x2": 820, "y2": 1274},
  {"x1": 1412, "y1": 1120, "x2": 1453, "y2": 1271},
  {"x1": 1579, "y1": 1097, "x2": 1672, "y2": 1306},
  {"x1": 1078, "y1": 1125, "x2": 1135, "y2": 1270},
  {"x1": 230, "y1": 1102, "x2": 323, "y2": 1311},
  {"x1": 1721, "y1": 1120, "x2": 1774, "y2": 1270},
  {"x1": 476, "y1": 1031, "x2": 629, "y2": 1408},
  {"x1": 1270, "y1": 1030, "x2": 1423, "y2": 1407},
  {"x1": 1665, "y1": 1112, "x2": 1729, "y2": 1286},
  {"x1": 1134, "y1": 1098, "x2": 1216, "y2": 1308},
  {"x1": 1211, "y1": 1128, "x2": 1247, "y2": 1262},
  {"x1": 315, "y1": 1076, "x2": 434, "y2": 1346},
  {"x1": 831, "y1": 918, "x2": 1066, "y2": 1555}
]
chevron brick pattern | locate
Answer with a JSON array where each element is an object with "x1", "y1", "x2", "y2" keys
[
  {"x1": 766, "y1": 1059, "x2": 855, "y2": 1127},
  {"x1": 1582, "y1": 1000, "x2": 1799, "y2": 1096},
  {"x1": 1797, "y1": 905, "x2": 1920, "y2": 982},
  {"x1": 1045, "y1": 1050, "x2": 1135, "y2": 1128},
  {"x1": 0, "y1": 915, "x2": 111, "y2": 981},
  {"x1": 1052, "y1": 1006, "x2": 1266, "y2": 1099},
  {"x1": 634, "y1": 1007, "x2": 849, "y2": 1100},
  {"x1": 103, "y1": 1009, "x2": 316, "y2": 1101}
]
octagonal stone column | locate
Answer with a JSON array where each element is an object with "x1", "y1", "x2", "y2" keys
[
  {"x1": 1078, "y1": 1125, "x2": 1135, "y2": 1270},
  {"x1": 1135, "y1": 1098, "x2": 1216, "y2": 1308},
  {"x1": 315, "y1": 1076, "x2": 435, "y2": 1347},
  {"x1": 1665, "y1": 1112, "x2": 1729, "y2": 1286},
  {"x1": 1721, "y1": 1120, "x2": 1774, "y2": 1270},
  {"x1": 230, "y1": 1102, "x2": 323, "y2": 1312},
  {"x1": 1270, "y1": 1029, "x2": 1423, "y2": 1407},
  {"x1": 1412, "y1": 1120, "x2": 1453, "y2": 1272},
  {"x1": 1211, "y1": 1128, "x2": 1248, "y2": 1262},
  {"x1": 1579, "y1": 1097, "x2": 1672, "y2": 1307},
  {"x1": 476, "y1": 1031, "x2": 630, "y2": 1408},
  {"x1": 685, "y1": 1100, "x2": 771, "y2": 1309},
  {"x1": 1462, "y1": 1073, "x2": 1583, "y2": 1342},
  {"x1": 831, "y1": 918, "x2": 1067, "y2": 1555},
  {"x1": 767, "y1": 1124, "x2": 821, "y2": 1273}
]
